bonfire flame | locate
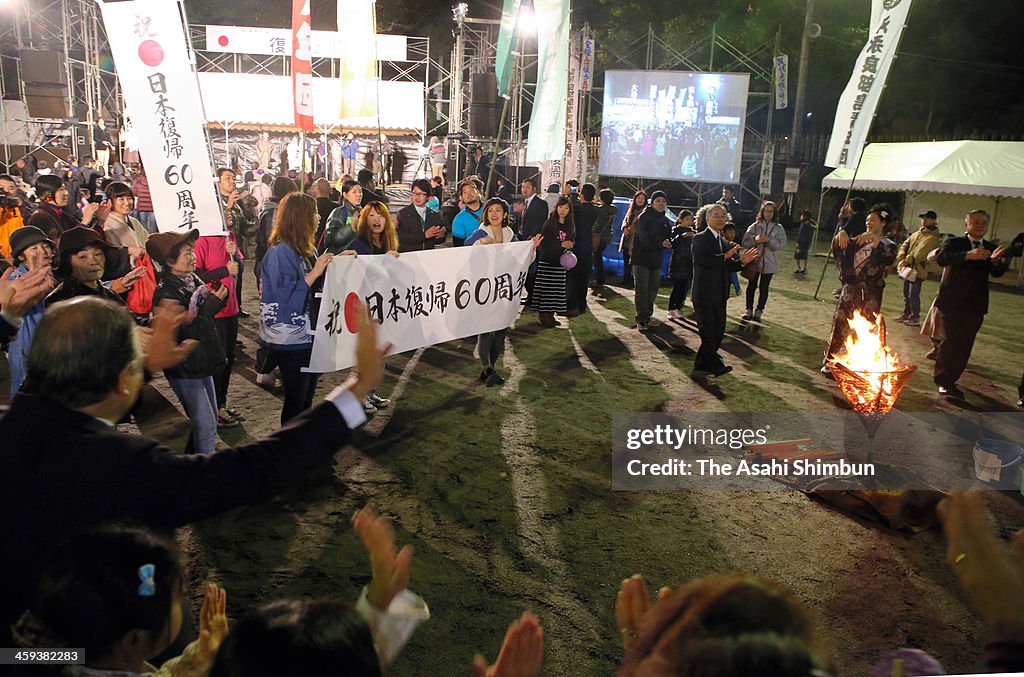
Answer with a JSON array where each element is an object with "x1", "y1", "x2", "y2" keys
[{"x1": 828, "y1": 311, "x2": 917, "y2": 419}]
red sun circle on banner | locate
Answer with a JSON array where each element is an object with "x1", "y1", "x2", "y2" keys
[
  {"x1": 217, "y1": 35, "x2": 229, "y2": 47},
  {"x1": 343, "y1": 292, "x2": 361, "y2": 334},
  {"x1": 138, "y1": 40, "x2": 164, "y2": 67}
]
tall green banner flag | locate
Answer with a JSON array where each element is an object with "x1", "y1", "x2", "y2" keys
[
  {"x1": 495, "y1": 0, "x2": 522, "y2": 98},
  {"x1": 526, "y1": 0, "x2": 570, "y2": 162}
]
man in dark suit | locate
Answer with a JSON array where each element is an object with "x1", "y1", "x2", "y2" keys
[
  {"x1": 931, "y1": 209, "x2": 1009, "y2": 399},
  {"x1": 691, "y1": 203, "x2": 758, "y2": 377},
  {"x1": 0, "y1": 297, "x2": 385, "y2": 640},
  {"x1": 518, "y1": 177, "x2": 548, "y2": 239},
  {"x1": 396, "y1": 178, "x2": 447, "y2": 253}
]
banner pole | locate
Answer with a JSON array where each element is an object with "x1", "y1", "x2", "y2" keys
[
  {"x1": 813, "y1": 2, "x2": 915, "y2": 300},
  {"x1": 178, "y1": 0, "x2": 228, "y2": 233}
]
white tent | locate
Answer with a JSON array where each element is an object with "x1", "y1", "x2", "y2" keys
[{"x1": 821, "y1": 141, "x2": 1024, "y2": 241}]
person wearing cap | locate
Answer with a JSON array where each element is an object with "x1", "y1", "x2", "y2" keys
[
  {"x1": 149, "y1": 229, "x2": 230, "y2": 455},
  {"x1": 451, "y1": 180, "x2": 484, "y2": 247},
  {"x1": 5, "y1": 226, "x2": 56, "y2": 395},
  {"x1": 895, "y1": 210, "x2": 942, "y2": 327},
  {"x1": 45, "y1": 226, "x2": 142, "y2": 307},
  {"x1": 630, "y1": 191, "x2": 673, "y2": 330}
]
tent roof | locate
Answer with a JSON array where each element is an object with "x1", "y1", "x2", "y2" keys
[{"x1": 821, "y1": 141, "x2": 1024, "y2": 198}]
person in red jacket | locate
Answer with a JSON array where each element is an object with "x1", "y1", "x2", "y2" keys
[{"x1": 194, "y1": 233, "x2": 243, "y2": 427}]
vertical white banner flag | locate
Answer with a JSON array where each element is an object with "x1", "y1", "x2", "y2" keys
[
  {"x1": 580, "y1": 33, "x2": 595, "y2": 92},
  {"x1": 563, "y1": 33, "x2": 582, "y2": 182},
  {"x1": 97, "y1": 0, "x2": 222, "y2": 235},
  {"x1": 825, "y1": 0, "x2": 913, "y2": 169},
  {"x1": 773, "y1": 55, "x2": 788, "y2": 110},
  {"x1": 759, "y1": 142, "x2": 775, "y2": 195},
  {"x1": 526, "y1": 0, "x2": 570, "y2": 163},
  {"x1": 337, "y1": 0, "x2": 378, "y2": 122}
]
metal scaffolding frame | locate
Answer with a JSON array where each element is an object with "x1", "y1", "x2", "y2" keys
[
  {"x1": 0, "y1": 0, "x2": 121, "y2": 167},
  {"x1": 591, "y1": 23, "x2": 778, "y2": 207},
  {"x1": 444, "y1": 13, "x2": 538, "y2": 188}
]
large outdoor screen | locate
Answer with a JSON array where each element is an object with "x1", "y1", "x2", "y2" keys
[{"x1": 599, "y1": 70, "x2": 750, "y2": 183}]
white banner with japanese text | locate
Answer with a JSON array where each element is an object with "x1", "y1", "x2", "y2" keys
[
  {"x1": 825, "y1": 0, "x2": 913, "y2": 168},
  {"x1": 308, "y1": 243, "x2": 536, "y2": 373},
  {"x1": 773, "y1": 54, "x2": 788, "y2": 109},
  {"x1": 98, "y1": 0, "x2": 222, "y2": 235},
  {"x1": 204, "y1": 25, "x2": 408, "y2": 61},
  {"x1": 580, "y1": 34, "x2": 595, "y2": 92},
  {"x1": 525, "y1": 0, "x2": 570, "y2": 162}
]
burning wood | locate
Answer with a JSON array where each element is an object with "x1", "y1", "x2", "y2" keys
[{"x1": 827, "y1": 311, "x2": 916, "y2": 418}]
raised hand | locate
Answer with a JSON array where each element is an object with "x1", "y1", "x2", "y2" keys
[
  {"x1": 0, "y1": 266, "x2": 54, "y2": 318},
  {"x1": 938, "y1": 491, "x2": 1024, "y2": 643},
  {"x1": 615, "y1": 575, "x2": 650, "y2": 650},
  {"x1": 352, "y1": 505, "x2": 413, "y2": 611},
  {"x1": 197, "y1": 582, "x2": 228, "y2": 660},
  {"x1": 471, "y1": 611, "x2": 544, "y2": 677},
  {"x1": 143, "y1": 300, "x2": 198, "y2": 372}
]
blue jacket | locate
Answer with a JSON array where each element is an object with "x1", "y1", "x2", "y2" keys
[
  {"x1": 452, "y1": 204, "x2": 484, "y2": 242},
  {"x1": 259, "y1": 244, "x2": 314, "y2": 349},
  {"x1": 7, "y1": 263, "x2": 46, "y2": 396}
]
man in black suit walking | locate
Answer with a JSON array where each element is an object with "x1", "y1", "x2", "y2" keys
[
  {"x1": 931, "y1": 209, "x2": 1009, "y2": 400},
  {"x1": 691, "y1": 203, "x2": 758, "y2": 377}
]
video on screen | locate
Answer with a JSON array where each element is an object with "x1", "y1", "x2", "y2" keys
[{"x1": 599, "y1": 70, "x2": 750, "y2": 183}]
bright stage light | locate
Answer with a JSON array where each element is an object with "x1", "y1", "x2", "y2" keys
[
  {"x1": 452, "y1": 3, "x2": 468, "y2": 22},
  {"x1": 516, "y1": 6, "x2": 537, "y2": 36}
]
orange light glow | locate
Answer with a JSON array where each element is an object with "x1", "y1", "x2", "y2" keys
[{"x1": 828, "y1": 311, "x2": 916, "y2": 417}]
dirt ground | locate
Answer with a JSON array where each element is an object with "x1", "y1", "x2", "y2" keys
[{"x1": 8, "y1": 250, "x2": 1022, "y2": 675}]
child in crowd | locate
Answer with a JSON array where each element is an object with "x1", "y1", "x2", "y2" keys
[
  {"x1": 667, "y1": 210, "x2": 696, "y2": 319},
  {"x1": 13, "y1": 526, "x2": 228, "y2": 676},
  {"x1": 795, "y1": 209, "x2": 816, "y2": 275}
]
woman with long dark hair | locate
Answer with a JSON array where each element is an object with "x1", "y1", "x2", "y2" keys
[
  {"x1": 530, "y1": 196, "x2": 574, "y2": 327},
  {"x1": 618, "y1": 191, "x2": 647, "y2": 287},
  {"x1": 259, "y1": 193, "x2": 334, "y2": 422}
]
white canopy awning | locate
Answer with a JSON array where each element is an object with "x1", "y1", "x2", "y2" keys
[{"x1": 822, "y1": 141, "x2": 1024, "y2": 198}]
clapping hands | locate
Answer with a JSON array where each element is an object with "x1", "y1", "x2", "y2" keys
[
  {"x1": 472, "y1": 612, "x2": 544, "y2": 677},
  {"x1": 352, "y1": 505, "x2": 413, "y2": 611}
]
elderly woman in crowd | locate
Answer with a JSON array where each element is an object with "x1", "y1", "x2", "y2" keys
[
  {"x1": 5, "y1": 226, "x2": 56, "y2": 395},
  {"x1": 45, "y1": 227, "x2": 144, "y2": 306},
  {"x1": 149, "y1": 229, "x2": 229, "y2": 455}
]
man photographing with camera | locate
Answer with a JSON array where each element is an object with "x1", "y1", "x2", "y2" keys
[{"x1": 0, "y1": 174, "x2": 27, "y2": 267}]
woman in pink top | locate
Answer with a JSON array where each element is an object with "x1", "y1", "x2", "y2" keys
[{"x1": 194, "y1": 232, "x2": 243, "y2": 428}]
